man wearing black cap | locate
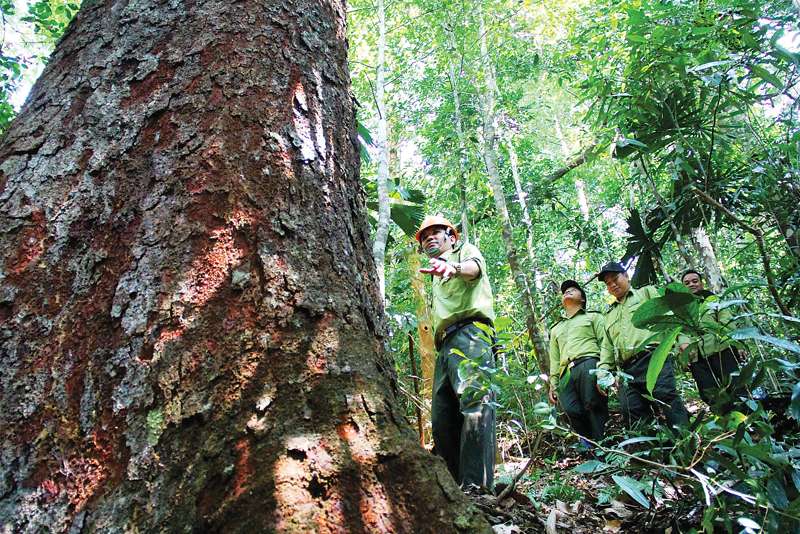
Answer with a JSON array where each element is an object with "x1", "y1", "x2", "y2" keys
[
  {"x1": 596, "y1": 262, "x2": 689, "y2": 429},
  {"x1": 548, "y1": 280, "x2": 609, "y2": 443}
]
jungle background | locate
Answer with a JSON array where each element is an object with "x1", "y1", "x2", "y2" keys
[{"x1": 2, "y1": 0, "x2": 800, "y2": 531}]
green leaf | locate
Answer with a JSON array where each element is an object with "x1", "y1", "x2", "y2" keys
[
  {"x1": 631, "y1": 286, "x2": 695, "y2": 329},
  {"x1": 626, "y1": 34, "x2": 649, "y2": 43},
  {"x1": 791, "y1": 381, "x2": 800, "y2": 421},
  {"x1": 730, "y1": 328, "x2": 800, "y2": 355},
  {"x1": 388, "y1": 203, "x2": 425, "y2": 239},
  {"x1": 647, "y1": 327, "x2": 681, "y2": 395},
  {"x1": 494, "y1": 316, "x2": 513, "y2": 332},
  {"x1": 357, "y1": 120, "x2": 374, "y2": 145},
  {"x1": 719, "y1": 282, "x2": 768, "y2": 299},
  {"x1": 746, "y1": 64, "x2": 783, "y2": 89},
  {"x1": 766, "y1": 475, "x2": 789, "y2": 510},
  {"x1": 617, "y1": 137, "x2": 648, "y2": 149},
  {"x1": 612, "y1": 475, "x2": 650, "y2": 509},
  {"x1": 573, "y1": 460, "x2": 609, "y2": 473},
  {"x1": 692, "y1": 26, "x2": 714, "y2": 36}
]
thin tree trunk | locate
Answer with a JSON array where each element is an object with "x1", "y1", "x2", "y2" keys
[
  {"x1": 372, "y1": 0, "x2": 391, "y2": 302},
  {"x1": 636, "y1": 159, "x2": 695, "y2": 269},
  {"x1": 445, "y1": 29, "x2": 470, "y2": 244},
  {"x1": 475, "y1": 7, "x2": 549, "y2": 374},
  {"x1": 690, "y1": 227, "x2": 725, "y2": 294},
  {"x1": 554, "y1": 116, "x2": 589, "y2": 221},
  {"x1": 0, "y1": 0, "x2": 492, "y2": 531},
  {"x1": 506, "y1": 136, "x2": 536, "y2": 269},
  {"x1": 693, "y1": 187, "x2": 793, "y2": 317}
]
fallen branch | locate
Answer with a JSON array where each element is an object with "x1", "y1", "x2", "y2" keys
[{"x1": 496, "y1": 433, "x2": 542, "y2": 501}]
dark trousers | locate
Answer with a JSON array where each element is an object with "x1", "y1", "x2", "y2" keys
[
  {"x1": 558, "y1": 357, "x2": 609, "y2": 442},
  {"x1": 432, "y1": 323, "x2": 496, "y2": 488},
  {"x1": 620, "y1": 351, "x2": 689, "y2": 430},
  {"x1": 691, "y1": 347, "x2": 742, "y2": 404}
]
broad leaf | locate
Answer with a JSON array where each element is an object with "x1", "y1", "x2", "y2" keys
[
  {"x1": 647, "y1": 327, "x2": 681, "y2": 395},
  {"x1": 573, "y1": 460, "x2": 610, "y2": 473},
  {"x1": 612, "y1": 475, "x2": 650, "y2": 509},
  {"x1": 730, "y1": 328, "x2": 800, "y2": 355}
]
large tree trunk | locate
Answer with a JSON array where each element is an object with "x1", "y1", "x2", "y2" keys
[{"x1": 0, "y1": 0, "x2": 491, "y2": 532}]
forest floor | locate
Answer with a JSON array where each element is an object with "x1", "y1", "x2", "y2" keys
[{"x1": 470, "y1": 401, "x2": 712, "y2": 534}]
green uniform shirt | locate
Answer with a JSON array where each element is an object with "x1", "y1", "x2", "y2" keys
[
  {"x1": 677, "y1": 291, "x2": 736, "y2": 361},
  {"x1": 429, "y1": 243, "x2": 495, "y2": 343},
  {"x1": 548, "y1": 310, "x2": 605, "y2": 389},
  {"x1": 599, "y1": 285, "x2": 661, "y2": 371}
]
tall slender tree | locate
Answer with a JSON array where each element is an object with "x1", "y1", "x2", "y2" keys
[
  {"x1": 371, "y1": 0, "x2": 392, "y2": 302},
  {"x1": 475, "y1": 5, "x2": 549, "y2": 373}
]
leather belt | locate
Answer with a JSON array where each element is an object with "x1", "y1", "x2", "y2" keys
[
  {"x1": 622, "y1": 345, "x2": 657, "y2": 369},
  {"x1": 568, "y1": 355, "x2": 598, "y2": 370},
  {"x1": 441, "y1": 318, "x2": 493, "y2": 344}
]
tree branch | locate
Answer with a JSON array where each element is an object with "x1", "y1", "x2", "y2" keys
[
  {"x1": 542, "y1": 143, "x2": 597, "y2": 185},
  {"x1": 691, "y1": 187, "x2": 792, "y2": 317}
]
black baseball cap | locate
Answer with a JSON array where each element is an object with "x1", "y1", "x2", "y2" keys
[
  {"x1": 560, "y1": 280, "x2": 587, "y2": 309},
  {"x1": 597, "y1": 262, "x2": 626, "y2": 282}
]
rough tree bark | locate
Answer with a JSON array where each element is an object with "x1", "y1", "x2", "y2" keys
[{"x1": 0, "y1": 0, "x2": 491, "y2": 532}]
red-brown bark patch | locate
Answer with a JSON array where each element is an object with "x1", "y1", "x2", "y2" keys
[
  {"x1": 122, "y1": 62, "x2": 176, "y2": 107},
  {"x1": 4, "y1": 210, "x2": 47, "y2": 275},
  {"x1": 139, "y1": 110, "x2": 176, "y2": 152}
]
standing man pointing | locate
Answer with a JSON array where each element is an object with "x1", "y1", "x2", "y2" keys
[{"x1": 416, "y1": 215, "x2": 496, "y2": 489}]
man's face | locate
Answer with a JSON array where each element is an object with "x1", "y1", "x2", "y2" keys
[
  {"x1": 561, "y1": 287, "x2": 583, "y2": 308},
  {"x1": 419, "y1": 226, "x2": 455, "y2": 257},
  {"x1": 682, "y1": 273, "x2": 704, "y2": 294},
  {"x1": 603, "y1": 272, "x2": 630, "y2": 301}
]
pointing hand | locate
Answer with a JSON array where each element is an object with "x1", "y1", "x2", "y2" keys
[{"x1": 420, "y1": 258, "x2": 457, "y2": 279}]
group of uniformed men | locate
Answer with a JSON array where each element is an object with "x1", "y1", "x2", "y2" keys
[
  {"x1": 414, "y1": 214, "x2": 743, "y2": 491},
  {"x1": 548, "y1": 265, "x2": 742, "y2": 445}
]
